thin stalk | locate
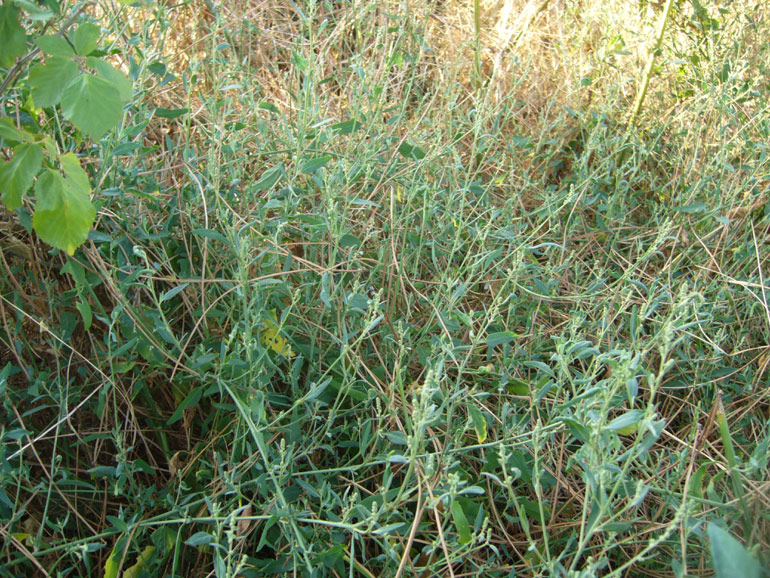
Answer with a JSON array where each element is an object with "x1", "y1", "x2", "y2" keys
[{"x1": 628, "y1": 0, "x2": 676, "y2": 128}]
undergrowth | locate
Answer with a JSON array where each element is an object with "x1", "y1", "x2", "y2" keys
[{"x1": 1, "y1": 0, "x2": 768, "y2": 576}]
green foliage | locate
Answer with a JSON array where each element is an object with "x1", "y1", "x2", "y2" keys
[
  {"x1": 708, "y1": 523, "x2": 763, "y2": 578},
  {"x1": 1, "y1": 13, "x2": 131, "y2": 254},
  {"x1": 1, "y1": 0, "x2": 769, "y2": 577}
]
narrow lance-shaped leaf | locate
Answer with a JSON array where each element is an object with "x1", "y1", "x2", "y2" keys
[{"x1": 0, "y1": 144, "x2": 43, "y2": 210}]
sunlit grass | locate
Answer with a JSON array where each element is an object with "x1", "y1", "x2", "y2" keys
[{"x1": 0, "y1": 0, "x2": 768, "y2": 576}]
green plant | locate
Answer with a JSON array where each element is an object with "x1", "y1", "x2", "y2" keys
[{"x1": 1, "y1": 3, "x2": 131, "y2": 254}]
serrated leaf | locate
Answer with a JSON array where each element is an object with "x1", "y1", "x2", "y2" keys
[
  {"x1": 708, "y1": 523, "x2": 761, "y2": 578},
  {"x1": 60, "y1": 74, "x2": 122, "y2": 139},
  {"x1": 86, "y1": 57, "x2": 132, "y2": 101},
  {"x1": 72, "y1": 22, "x2": 100, "y2": 56},
  {"x1": 29, "y1": 56, "x2": 78, "y2": 108},
  {"x1": 0, "y1": 143, "x2": 43, "y2": 210},
  {"x1": 468, "y1": 404, "x2": 487, "y2": 443},
  {"x1": 0, "y1": 3, "x2": 27, "y2": 67},
  {"x1": 59, "y1": 152, "x2": 91, "y2": 192},
  {"x1": 32, "y1": 164, "x2": 96, "y2": 255},
  {"x1": 0, "y1": 118, "x2": 35, "y2": 143},
  {"x1": 451, "y1": 500, "x2": 472, "y2": 545},
  {"x1": 35, "y1": 35, "x2": 75, "y2": 57}
]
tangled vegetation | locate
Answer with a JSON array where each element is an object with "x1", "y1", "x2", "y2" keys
[{"x1": 1, "y1": 0, "x2": 768, "y2": 576}]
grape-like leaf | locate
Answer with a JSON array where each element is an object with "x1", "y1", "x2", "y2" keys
[
  {"x1": 0, "y1": 3, "x2": 27, "y2": 67},
  {"x1": 29, "y1": 56, "x2": 78, "y2": 108},
  {"x1": 72, "y1": 22, "x2": 100, "y2": 56},
  {"x1": 60, "y1": 74, "x2": 122, "y2": 139},
  {"x1": 32, "y1": 159, "x2": 96, "y2": 255},
  {"x1": 86, "y1": 57, "x2": 133, "y2": 101},
  {"x1": 35, "y1": 35, "x2": 75, "y2": 57},
  {"x1": 0, "y1": 143, "x2": 43, "y2": 210},
  {"x1": 0, "y1": 118, "x2": 35, "y2": 143}
]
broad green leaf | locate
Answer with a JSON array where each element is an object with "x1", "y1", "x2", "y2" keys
[
  {"x1": 451, "y1": 500, "x2": 472, "y2": 545},
  {"x1": 468, "y1": 404, "x2": 487, "y2": 443},
  {"x1": 0, "y1": 118, "x2": 35, "y2": 143},
  {"x1": 87, "y1": 57, "x2": 133, "y2": 101},
  {"x1": 60, "y1": 74, "x2": 122, "y2": 139},
  {"x1": 708, "y1": 523, "x2": 761, "y2": 578},
  {"x1": 72, "y1": 22, "x2": 100, "y2": 56},
  {"x1": 0, "y1": 3, "x2": 27, "y2": 67},
  {"x1": 29, "y1": 56, "x2": 78, "y2": 108},
  {"x1": 35, "y1": 35, "x2": 75, "y2": 57},
  {"x1": 32, "y1": 165, "x2": 96, "y2": 255},
  {"x1": 59, "y1": 152, "x2": 91, "y2": 193},
  {"x1": 0, "y1": 143, "x2": 43, "y2": 210}
]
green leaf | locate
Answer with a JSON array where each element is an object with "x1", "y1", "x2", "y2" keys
[
  {"x1": 253, "y1": 164, "x2": 283, "y2": 192},
  {"x1": 300, "y1": 156, "x2": 332, "y2": 174},
  {"x1": 607, "y1": 410, "x2": 644, "y2": 434},
  {"x1": 0, "y1": 143, "x2": 43, "y2": 210},
  {"x1": 59, "y1": 152, "x2": 91, "y2": 193},
  {"x1": 0, "y1": 3, "x2": 27, "y2": 67},
  {"x1": 708, "y1": 523, "x2": 762, "y2": 578},
  {"x1": 29, "y1": 56, "x2": 78, "y2": 108},
  {"x1": 397, "y1": 141, "x2": 426, "y2": 160},
  {"x1": 72, "y1": 22, "x2": 100, "y2": 56},
  {"x1": 185, "y1": 532, "x2": 212, "y2": 547},
  {"x1": 35, "y1": 35, "x2": 75, "y2": 57},
  {"x1": 12, "y1": 0, "x2": 53, "y2": 21},
  {"x1": 167, "y1": 386, "x2": 203, "y2": 425},
  {"x1": 87, "y1": 57, "x2": 132, "y2": 101},
  {"x1": 154, "y1": 107, "x2": 188, "y2": 119},
  {"x1": 60, "y1": 74, "x2": 123, "y2": 139},
  {"x1": 76, "y1": 299, "x2": 92, "y2": 331},
  {"x1": 468, "y1": 404, "x2": 487, "y2": 443},
  {"x1": 451, "y1": 500, "x2": 472, "y2": 545},
  {"x1": 32, "y1": 158, "x2": 96, "y2": 255},
  {"x1": 485, "y1": 331, "x2": 520, "y2": 347},
  {"x1": 0, "y1": 118, "x2": 35, "y2": 143}
]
